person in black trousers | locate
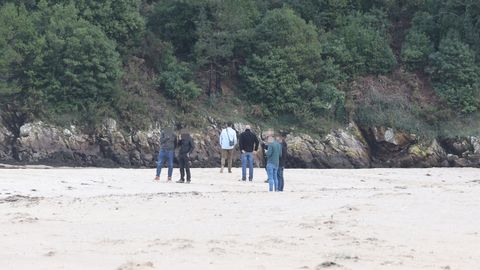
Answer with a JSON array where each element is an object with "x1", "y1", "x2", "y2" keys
[
  {"x1": 177, "y1": 130, "x2": 195, "y2": 183},
  {"x1": 276, "y1": 134, "x2": 288, "y2": 191}
]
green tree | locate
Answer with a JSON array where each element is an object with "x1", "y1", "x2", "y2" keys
[
  {"x1": 0, "y1": 3, "x2": 44, "y2": 135},
  {"x1": 156, "y1": 44, "x2": 201, "y2": 109},
  {"x1": 194, "y1": 6, "x2": 234, "y2": 96},
  {"x1": 240, "y1": 7, "x2": 345, "y2": 119},
  {"x1": 401, "y1": 30, "x2": 434, "y2": 71},
  {"x1": 322, "y1": 11, "x2": 396, "y2": 77},
  {"x1": 194, "y1": 0, "x2": 260, "y2": 96},
  {"x1": 240, "y1": 51, "x2": 301, "y2": 116},
  {"x1": 2, "y1": 0, "x2": 145, "y2": 56},
  {"x1": 283, "y1": 0, "x2": 350, "y2": 30},
  {"x1": 253, "y1": 7, "x2": 325, "y2": 81},
  {"x1": 72, "y1": 0, "x2": 145, "y2": 56},
  {"x1": 427, "y1": 34, "x2": 480, "y2": 113},
  {"x1": 30, "y1": 3, "x2": 123, "y2": 119},
  {"x1": 148, "y1": 0, "x2": 199, "y2": 58}
]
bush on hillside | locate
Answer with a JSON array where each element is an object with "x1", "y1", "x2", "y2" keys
[
  {"x1": 401, "y1": 30, "x2": 434, "y2": 71},
  {"x1": 156, "y1": 45, "x2": 201, "y2": 109},
  {"x1": 427, "y1": 34, "x2": 480, "y2": 113},
  {"x1": 323, "y1": 11, "x2": 397, "y2": 77}
]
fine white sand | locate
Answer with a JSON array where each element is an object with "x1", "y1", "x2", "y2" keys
[{"x1": 1, "y1": 167, "x2": 479, "y2": 270}]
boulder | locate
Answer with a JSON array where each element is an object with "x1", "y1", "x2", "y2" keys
[
  {"x1": 286, "y1": 123, "x2": 370, "y2": 168},
  {"x1": 16, "y1": 122, "x2": 72, "y2": 163},
  {"x1": 368, "y1": 126, "x2": 416, "y2": 152},
  {"x1": 408, "y1": 139, "x2": 447, "y2": 167}
]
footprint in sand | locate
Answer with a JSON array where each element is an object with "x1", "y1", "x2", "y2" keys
[
  {"x1": 168, "y1": 238, "x2": 194, "y2": 250},
  {"x1": 209, "y1": 247, "x2": 227, "y2": 255},
  {"x1": 334, "y1": 254, "x2": 359, "y2": 262},
  {"x1": 117, "y1": 261, "x2": 154, "y2": 270},
  {"x1": 9, "y1": 212, "x2": 39, "y2": 224},
  {"x1": 316, "y1": 261, "x2": 342, "y2": 269},
  {"x1": 44, "y1": 251, "x2": 56, "y2": 257}
]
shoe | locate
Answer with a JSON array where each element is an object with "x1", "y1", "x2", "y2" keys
[
  {"x1": 264, "y1": 180, "x2": 268, "y2": 183},
  {"x1": 228, "y1": 170, "x2": 232, "y2": 173},
  {"x1": 167, "y1": 177, "x2": 172, "y2": 182},
  {"x1": 176, "y1": 179, "x2": 185, "y2": 183},
  {"x1": 154, "y1": 176, "x2": 160, "y2": 181},
  {"x1": 186, "y1": 180, "x2": 191, "y2": 184},
  {"x1": 249, "y1": 179, "x2": 253, "y2": 182}
]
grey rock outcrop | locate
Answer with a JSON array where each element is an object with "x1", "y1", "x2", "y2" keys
[{"x1": 1, "y1": 119, "x2": 480, "y2": 168}]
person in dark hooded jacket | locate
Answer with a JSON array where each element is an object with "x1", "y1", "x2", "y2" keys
[{"x1": 177, "y1": 130, "x2": 195, "y2": 183}]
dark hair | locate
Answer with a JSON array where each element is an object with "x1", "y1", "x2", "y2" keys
[
  {"x1": 227, "y1": 122, "x2": 233, "y2": 127},
  {"x1": 181, "y1": 132, "x2": 191, "y2": 140}
]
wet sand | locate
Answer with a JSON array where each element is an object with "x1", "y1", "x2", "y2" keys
[{"x1": 1, "y1": 167, "x2": 479, "y2": 270}]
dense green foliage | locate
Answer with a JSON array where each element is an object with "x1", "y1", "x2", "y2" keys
[
  {"x1": 428, "y1": 35, "x2": 479, "y2": 113},
  {"x1": 240, "y1": 7, "x2": 345, "y2": 121},
  {"x1": 1, "y1": 0, "x2": 479, "y2": 135},
  {"x1": 323, "y1": 11, "x2": 397, "y2": 77},
  {"x1": 404, "y1": 0, "x2": 480, "y2": 113},
  {"x1": 401, "y1": 30, "x2": 434, "y2": 71}
]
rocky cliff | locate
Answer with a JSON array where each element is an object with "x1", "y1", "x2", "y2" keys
[{"x1": 0, "y1": 119, "x2": 479, "y2": 168}]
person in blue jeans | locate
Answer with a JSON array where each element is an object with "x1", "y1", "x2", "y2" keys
[
  {"x1": 276, "y1": 134, "x2": 288, "y2": 191},
  {"x1": 238, "y1": 125, "x2": 259, "y2": 181},
  {"x1": 155, "y1": 127, "x2": 177, "y2": 182},
  {"x1": 266, "y1": 135, "x2": 282, "y2": 191}
]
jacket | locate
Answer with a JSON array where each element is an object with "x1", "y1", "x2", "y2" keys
[
  {"x1": 239, "y1": 129, "x2": 259, "y2": 152},
  {"x1": 160, "y1": 129, "x2": 177, "y2": 151},
  {"x1": 266, "y1": 140, "x2": 282, "y2": 167},
  {"x1": 178, "y1": 134, "x2": 195, "y2": 156},
  {"x1": 219, "y1": 127, "x2": 237, "y2": 150},
  {"x1": 279, "y1": 141, "x2": 287, "y2": 167}
]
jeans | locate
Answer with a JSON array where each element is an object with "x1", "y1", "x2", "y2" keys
[
  {"x1": 156, "y1": 149, "x2": 174, "y2": 177},
  {"x1": 241, "y1": 152, "x2": 254, "y2": 180},
  {"x1": 277, "y1": 166, "x2": 284, "y2": 191},
  {"x1": 178, "y1": 155, "x2": 191, "y2": 181},
  {"x1": 267, "y1": 163, "x2": 279, "y2": 192}
]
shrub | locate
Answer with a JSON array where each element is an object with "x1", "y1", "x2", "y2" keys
[
  {"x1": 324, "y1": 12, "x2": 397, "y2": 77},
  {"x1": 427, "y1": 34, "x2": 480, "y2": 113},
  {"x1": 401, "y1": 30, "x2": 434, "y2": 71},
  {"x1": 156, "y1": 45, "x2": 201, "y2": 108}
]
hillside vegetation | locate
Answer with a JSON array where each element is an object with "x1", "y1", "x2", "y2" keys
[{"x1": 1, "y1": 0, "x2": 480, "y2": 138}]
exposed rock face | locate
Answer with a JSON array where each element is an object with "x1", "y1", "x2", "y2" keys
[
  {"x1": 0, "y1": 120, "x2": 479, "y2": 168},
  {"x1": 0, "y1": 126, "x2": 12, "y2": 161},
  {"x1": 1, "y1": 120, "x2": 233, "y2": 168},
  {"x1": 288, "y1": 123, "x2": 370, "y2": 168}
]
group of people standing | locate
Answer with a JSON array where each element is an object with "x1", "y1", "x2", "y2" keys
[
  {"x1": 154, "y1": 128, "x2": 195, "y2": 183},
  {"x1": 155, "y1": 123, "x2": 287, "y2": 192},
  {"x1": 219, "y1": 123, "x2": 287, "y2": 191}
]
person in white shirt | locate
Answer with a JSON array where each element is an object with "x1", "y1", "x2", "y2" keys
[{"x1": 219, "y1": 122, "x2": 237, "y2": 173}]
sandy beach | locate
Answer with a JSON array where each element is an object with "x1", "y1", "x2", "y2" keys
[{"x1": 0, "y1": 167, "x2": 479, "y2": 270}]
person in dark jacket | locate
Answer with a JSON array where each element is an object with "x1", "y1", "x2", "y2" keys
[
  {"x1": 155, "y1": 127, "x2": 177, "y2": 182},
  {"x1": 261, "y1": 141, "x2": 269, "y2": 183},
  {"x1": 177, "y1": 130, "x2": 195, "y2": 183},
  {"x1": 238, "y1": 125, "x2": 259, "y2": 181},
  {"x1": 276, "y1": 134, "x2": 287, "y2": 191}
]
